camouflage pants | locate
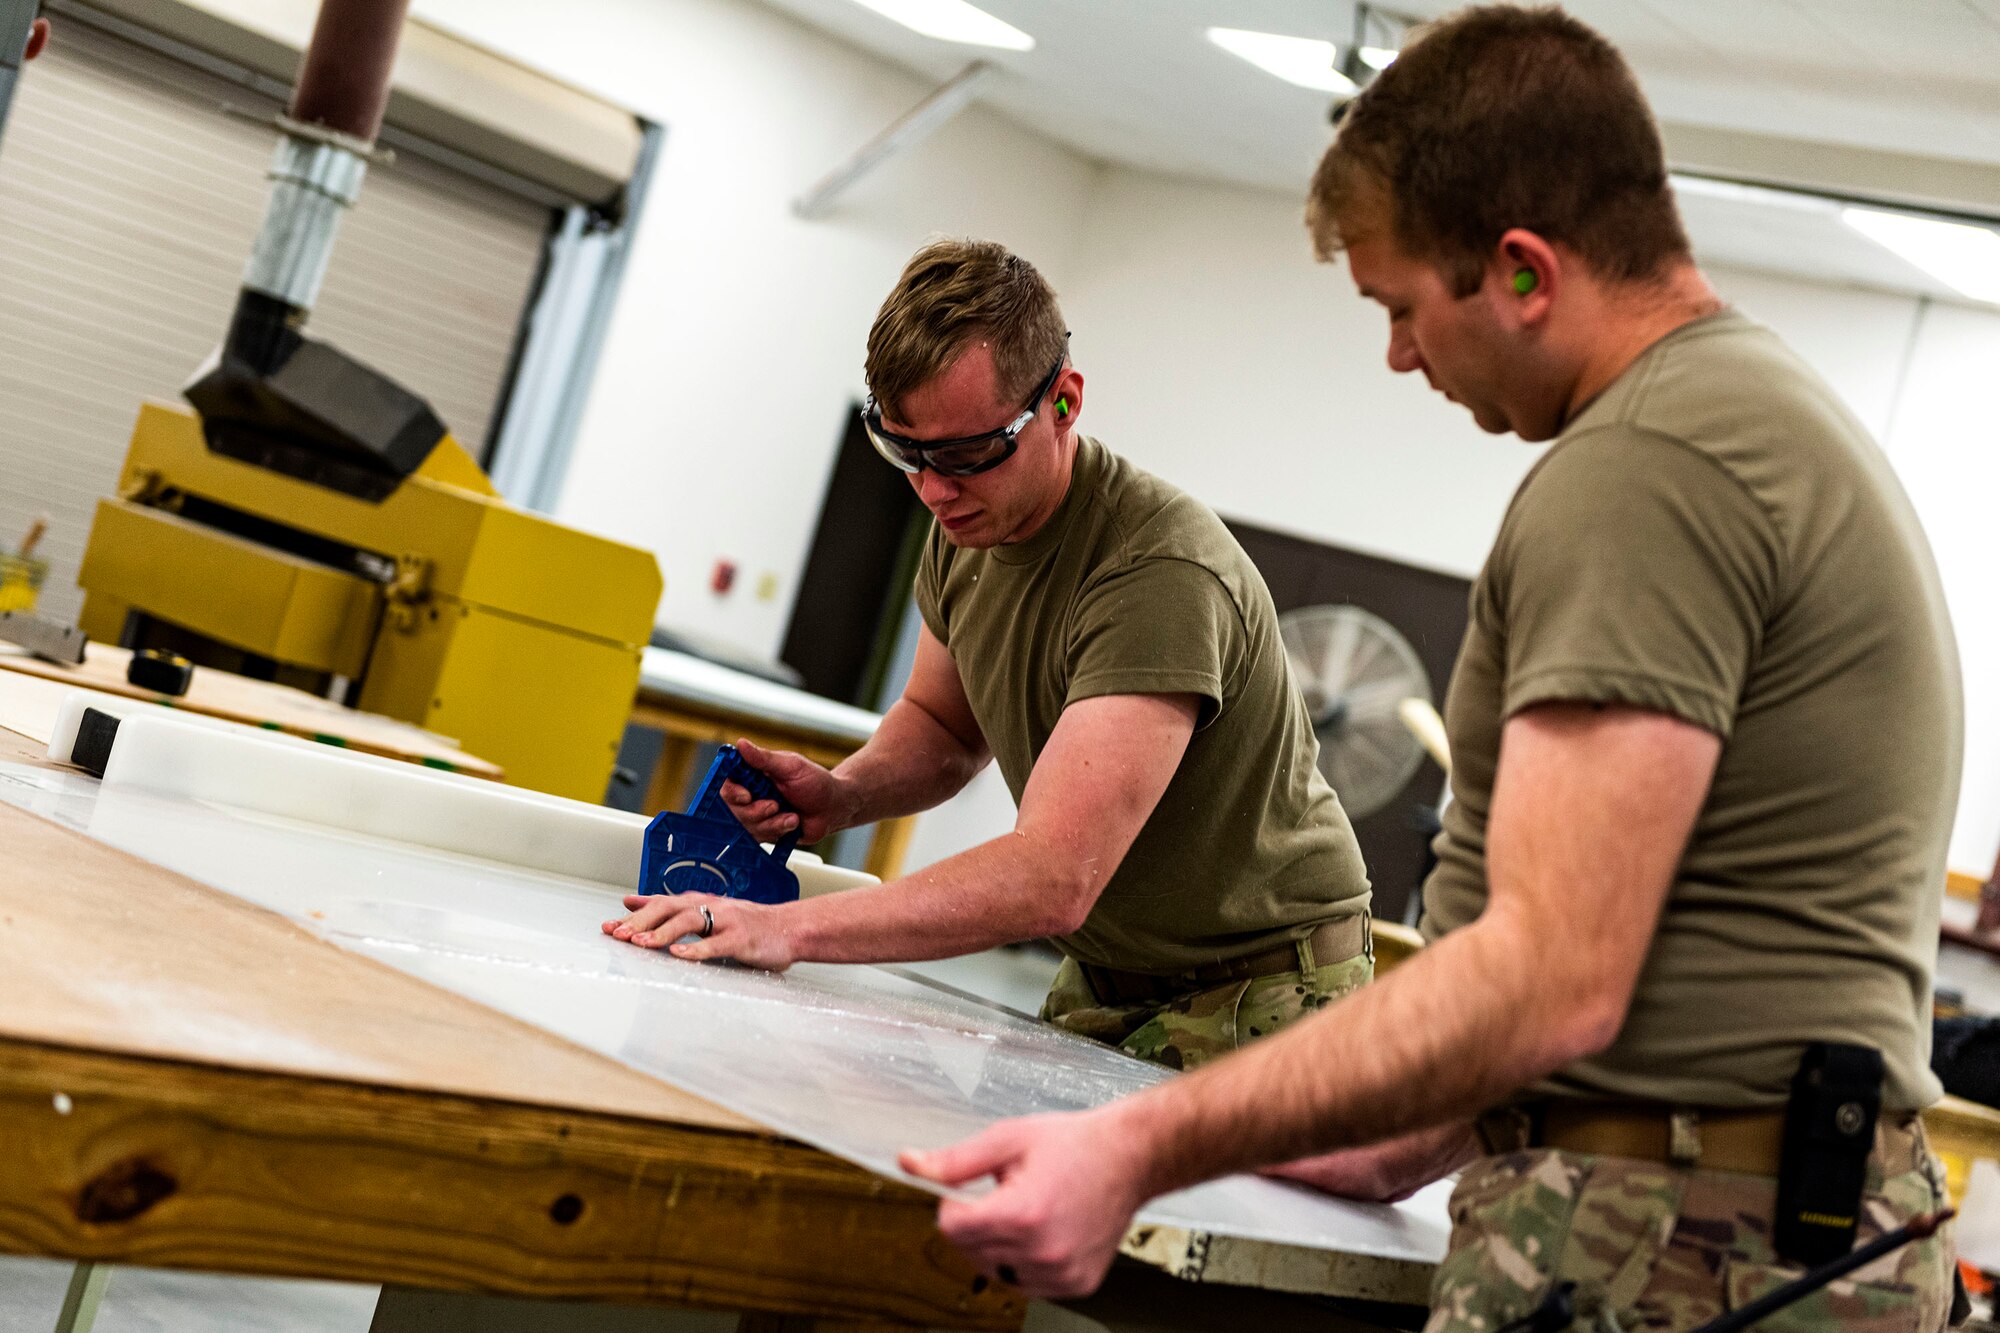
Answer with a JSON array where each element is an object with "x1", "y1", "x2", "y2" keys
[
  {"x1": 1427, "y1": 1115, "x2": 1955, "y2": 1332},
  {"x1": 1039, "y1": 936, "x2": 1373, "y2": 1071}
]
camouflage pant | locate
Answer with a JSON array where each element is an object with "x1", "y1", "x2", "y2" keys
[
  {"x1": 1427, "y1": 1115, "x2": 1955, "y2": 1332},
  {"x1": 1039, "y1": 936, "x2": 1373, "y2": 1071}
]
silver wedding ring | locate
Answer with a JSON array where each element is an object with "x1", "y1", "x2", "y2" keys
[{"x1": 698, "y1": 905, "x2": 715, "y2": 938}]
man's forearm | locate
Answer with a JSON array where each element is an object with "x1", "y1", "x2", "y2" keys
[
  {"x1": 783, "y1": 830, "x2": 1088, "y2": 965},
  {"x1": 829, "y1": 698, "x2": 988, "y2": 832},
  {"x1": 1265, "y1": 1120, "x2": 1482, "y2": 1201},
  {"x1": 1115, "y1": 908, "x2": 1590, "y2": 1200}
]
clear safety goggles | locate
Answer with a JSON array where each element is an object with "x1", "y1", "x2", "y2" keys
[{"x1": 862, "y1": 341, "x2": 1067, "y2": 478}]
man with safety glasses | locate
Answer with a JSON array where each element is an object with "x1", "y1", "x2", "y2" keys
[{"x1": 607, "y1": 238, "x2": 1375, "y2": 1072}]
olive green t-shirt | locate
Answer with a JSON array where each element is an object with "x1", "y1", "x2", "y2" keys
[
  {"x1": 914, "y1": 437, "x2": 1370, "y2": 973},
  {"x1": 1423, "y1": 310, "x2": 1962, "y2": 1111}
]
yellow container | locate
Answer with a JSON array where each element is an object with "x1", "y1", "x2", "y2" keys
[{"x1": 0, "y1": 553, "x2": 45, "y2": 613}]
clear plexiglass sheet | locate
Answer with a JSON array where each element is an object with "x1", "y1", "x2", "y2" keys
[{"x1": 0, "y1": 761, "x2": 1451, "y2": 1263}]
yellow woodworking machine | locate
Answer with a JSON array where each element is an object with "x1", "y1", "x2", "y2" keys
[{"x1": 76, "y1": 401, "x2": 661, "y2": 801}]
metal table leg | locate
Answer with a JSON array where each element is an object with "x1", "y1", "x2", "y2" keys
[{"x1": 52, "y1": 1263, "x2": 110, "y2": 1333}]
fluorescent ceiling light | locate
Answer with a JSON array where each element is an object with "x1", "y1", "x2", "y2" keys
[
  {"x1": 1842, "y1": 206, "x2": 2000, "y2": 305},
  {"x1": 1208, "y1": 27, "x2": 1356, "y2": 95},
  {"x1": 1670, "y1": 173, "x2": 1839, "y2": 217},
  {"x1": 847, "y1": 0, "x2": 1034, "y2": 50},
  {"x1": 1358, "y1": 45, "x2": 1398, "y2": 70}
]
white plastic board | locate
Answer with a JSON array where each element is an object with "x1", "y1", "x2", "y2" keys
[
  {"x1": 0, "y1": 721, "x2": 1451, "y2": 1265},
  {"x1": 83, "y1": 710, "x2": 873, "y2": 897}
]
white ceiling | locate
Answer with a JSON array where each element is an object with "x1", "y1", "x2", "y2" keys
[{"x1": 753, "y1": 0, "x2": 2000, "y2": 303}]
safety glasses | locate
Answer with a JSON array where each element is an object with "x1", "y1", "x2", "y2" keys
[{"x1": 862, "y1": 340, "x2": 1069, "y2": 478}]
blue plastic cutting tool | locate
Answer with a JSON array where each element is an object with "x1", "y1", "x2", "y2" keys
[{"x1": 637, "y1": 745, "x2": 801, "y2": 905}]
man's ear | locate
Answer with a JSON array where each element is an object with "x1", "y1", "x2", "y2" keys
[
  {"x1": 1052, "y1": 367, "x2": 1083, "y2": 427},
  {"x1": 1495, "y1": 229, "x2": 1558, "y2": 324}
]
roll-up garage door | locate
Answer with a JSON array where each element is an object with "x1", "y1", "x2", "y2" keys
[{"x1": 0, "y1": 13, "x2": 554, "y2": 621}]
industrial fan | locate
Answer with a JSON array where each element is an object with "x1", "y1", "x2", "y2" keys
[{"x1": 1278, "y1": 604, "x2": 1435, "y2": 819}]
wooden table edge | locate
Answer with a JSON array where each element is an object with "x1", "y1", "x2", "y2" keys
[{"x1": 0, "y1": 1034, "x2": 1022, "y2": 1329}]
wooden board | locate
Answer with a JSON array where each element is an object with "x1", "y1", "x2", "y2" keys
[
  {"x1": 0, "y1": 667, "x2": 78, "y2": 744},
  {"x1": 0, "y1": 730, "x2": 734, "y2": 1127},
  {"x1": 0, "y1": 643, "x2": 501, "y2": 779},
  {"x1": 0, "y1": 729, "x2": 1017, "y2": 1328},
  {"x1": 0, "y1": 1040, "x2": 1013, "y2": 1327},
  {"x1": 1920, "y1": 1094, "x2": 2000, "y2": 1205}
]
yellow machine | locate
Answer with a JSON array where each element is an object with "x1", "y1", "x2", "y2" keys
[{"x1": 77, "y1": 402, "x2": 661, "y2": 801}]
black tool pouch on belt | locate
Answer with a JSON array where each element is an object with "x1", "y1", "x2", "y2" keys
[{"x1": 1774, "y1": 1042, "x2": 1884, "y2": 1266}]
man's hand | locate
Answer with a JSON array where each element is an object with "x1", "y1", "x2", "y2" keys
[
  {"x1": 900, "y1": 1108, "x2": 1153, "y2": 1300},
  {"x1": 602, "y1": 892, "x2": 797, "y2": 971},
  {"x1": 893, "y1": 701, "x2": 1719, "y2": 1292},
  {"x1": 721, "y1": 739, "x2": 854, "y2": 844},
  {"x1": 1258, "y1": 1121, "x2": 1480, "y2": 1202}
]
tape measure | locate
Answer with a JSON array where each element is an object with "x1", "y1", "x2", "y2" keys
[{"x1": 128, "y1": 649, "x2": 193, "y2": 697}]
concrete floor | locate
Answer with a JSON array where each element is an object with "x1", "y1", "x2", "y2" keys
[
  {"x1": 1, "y1": 946, "x2": 1067, "y2": 1333},
  {"x1": 0, "y1": 1259, "x2": 1114, "y2": 1332},
  {"x1": 0, "y1": 1258, "x2": 379, "y2": 1333}
]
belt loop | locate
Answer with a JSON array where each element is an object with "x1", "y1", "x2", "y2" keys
[
  {"x1": 1478, "y1": 1105, "x2": 1535, "y2": 1155},
  {"x1": 1669, "y1": 1109, "x2": 1702, "y2": 1168},
  {"x1": 1295, "y1": 934, "x2": 1323, "y2": 1001},
  {"x1": 1362, "y1": 907, "x2": 1374, "y2": 964}
]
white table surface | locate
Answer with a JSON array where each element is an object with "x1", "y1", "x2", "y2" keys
[
  {"x1": 0, "y1": 733, "x2": 1452, "y2": 1268},
  {"x1": 638, "y1": 647, "x2": 881, "y2": 744}
]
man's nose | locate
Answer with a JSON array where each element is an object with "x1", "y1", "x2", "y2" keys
[
  {"x1": 1387, "y1": 332, "x2": 1423, "y2": 376},
  {"x1": 915, "y1": 469, "x2": 959, "y2": 506}
]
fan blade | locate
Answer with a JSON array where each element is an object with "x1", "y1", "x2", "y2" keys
[
  {"x1": 1317, "y1": 612, "x2": 1363, "y2": 700},
  {"x1": 1344, "y1": 676, "x2": 1416, "y2": 723},
  {"x1": 1281, "y1": 615, "x2": 1326, "y2": 681}
]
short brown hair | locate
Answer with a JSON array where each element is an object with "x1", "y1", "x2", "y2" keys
[
  {"x1": 1307, "y1": 5, "x2": 1690, "y2": 296},
  {"x1": 866, "y1": 239, "x2": 1068, "y2": 420}
]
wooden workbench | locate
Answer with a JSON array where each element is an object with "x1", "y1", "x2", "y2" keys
[
  {"x1": 0, "y1": 728, "x2": 1017, "y2": 1331},
  {"x1": 0, "y1": 643, "x2": 502, "y2": 780}
]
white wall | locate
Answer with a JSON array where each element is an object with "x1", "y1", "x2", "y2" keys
[
  {"x1": 1871, "y1": 302, "x2": 2000, "y2": 876},
  {"x1": 388, "y1": 4, "x2": 2000, "y2": 877},
  {"x1": 1063, "y1": 170, "x2": 1535, "y2": 580},
  {"x1": 411, "y1": 0, "x2": 1101, "y2": 658},
  {"x1": 916, "y1": 165, "x2": 2000, "y2": 876}
]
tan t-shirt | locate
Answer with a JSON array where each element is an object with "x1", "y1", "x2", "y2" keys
[
  {"x1": 915, "y1": 437, "x2": 1370, "y2": 973},
  {"x1": 1423, "y1": 310, "x2": 1962, "y2": 1110}
]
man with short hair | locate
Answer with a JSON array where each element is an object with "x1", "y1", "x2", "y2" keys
[
  {"x1": 900, "y1": 9, "x2": 1964, "y2": 1326},
  {"x1": 607, "y1": 238, "x2": 1374, "y2": 1071}
]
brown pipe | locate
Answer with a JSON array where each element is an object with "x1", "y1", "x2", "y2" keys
[{"x1": 288, "y1": 0, "x2": 413, "y2": 144}]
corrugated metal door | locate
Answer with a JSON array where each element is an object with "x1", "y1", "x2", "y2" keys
[{"x1": 0, "y1": 15, "x2": 551, "y2": 620}]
